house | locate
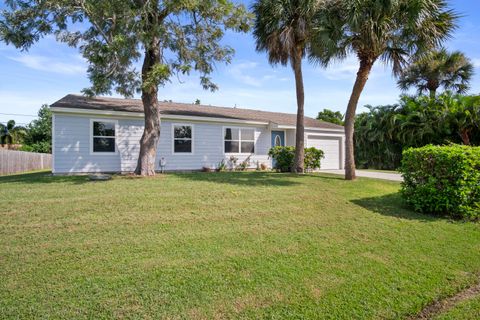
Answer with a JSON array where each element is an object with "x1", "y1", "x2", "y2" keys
[{"x1": 50, "y1": 94, "x2": 345, "y2": 173}]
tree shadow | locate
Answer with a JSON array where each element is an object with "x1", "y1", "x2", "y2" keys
[
  {"x1": 0, "y1": 171, "x2": 90, "y2": 185},
  {"x1": 304, "y1": 173, "x2": 346, "y2": 181},
  {"x1": 173, "y1": 171, "x2": 302, "y2": 187},
  {"x1": 351, "y1": 193, "x2": 446, "y2": 222}
]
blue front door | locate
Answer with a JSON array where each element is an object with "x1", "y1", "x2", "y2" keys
[{"x1": 271, "y1": 131, "x2": 285, "y2": 168}]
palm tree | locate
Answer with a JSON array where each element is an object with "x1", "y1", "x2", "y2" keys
[
  {"x1": 438, "y1": 93, "x2": 480, "y2": 145},
  {"x1": 0, "y1": 120, "x2": 27, "y2": 147},
  {"x1": 310, "y1": 0, "x2": 457, "y2": 180},
  {"x1": 398, "y1": 49, "x2": 474, "y2": 99},
  {"x1": 354, "y1": 105, "x2": 402, "y2": 169},
  {"x1": 252, "y1": 0, "x2": 318, "y2": 173}
]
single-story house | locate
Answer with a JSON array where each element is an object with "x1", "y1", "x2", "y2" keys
[{"x1": 50, "y1": 94, "x2": 345, "y2": 173}]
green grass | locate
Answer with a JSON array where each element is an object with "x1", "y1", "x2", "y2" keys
[
  {"x1": 435, "y1": 296, "x2": 480, "y2": 320},
  {"x1": 1, "y1": 171, "x2": 479, "y2": 319}
]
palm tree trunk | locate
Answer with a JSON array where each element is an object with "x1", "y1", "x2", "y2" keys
[
  {"x1": 459, "y1": 129, "x2": 471, "y2": 145},
  {"x1": 135, "y1": 37, "x2": 161, "y2": 176},
  {"x1": 344, "y1": 58, "x2": 374, "y2": 180},
  {"x1": 427, "y1": 81, "x2": 438, "y2": 99},
  {"x1": 291, "y1": 48, "x2": 305, "y2": 174}
]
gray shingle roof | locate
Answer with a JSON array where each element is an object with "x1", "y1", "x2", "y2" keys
[{"x1": 51, "y1": 94, "x2": 344, "y2": 130}]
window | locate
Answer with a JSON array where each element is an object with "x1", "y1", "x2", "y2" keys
[
  {"x1": 274, "y1": 135, "x2": 282, "y2": 147},
  {"x1": 173, "y1": 124, "x2": 193, "y2": 153},
  {"x1": 224, "y1": 127, "x2": 255, "y2": 154},
  {"x1": 92, "y1": 120, "x2": 116, "y2": 153}
]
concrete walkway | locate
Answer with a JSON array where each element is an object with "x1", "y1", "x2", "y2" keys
[{"x1": 318, "y1": 169, "x2": 403, "y2": 182}]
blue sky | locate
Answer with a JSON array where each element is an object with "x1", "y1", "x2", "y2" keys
[{"x1": 1, "y1": 1, "x2": 479, "y2": 126}]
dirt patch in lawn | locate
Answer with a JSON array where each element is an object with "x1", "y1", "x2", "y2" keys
[{"x1": 411, "y1": 277, "x2": 480, "y2": 319}]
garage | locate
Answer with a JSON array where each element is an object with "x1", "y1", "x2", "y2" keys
[{"x1": 306, "y1": 135, "x2": 342, "y2": 170}]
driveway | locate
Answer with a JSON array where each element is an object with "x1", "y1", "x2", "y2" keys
[{"x1": 319, "y1": 169, "x2": 403, "y2": 182}]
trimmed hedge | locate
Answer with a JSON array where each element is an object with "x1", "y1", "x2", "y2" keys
[
  {"x1": 268, "y1": 146, "x2": 324, "y2": 172},
  {"x1": 400, "y1": 145, "x2": 480, "y2": 220}
]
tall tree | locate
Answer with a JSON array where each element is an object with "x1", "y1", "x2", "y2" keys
[
  {"x1": 398, "y1": 49, "x2": 474, "y2": 98},
  {"x1": 317, "y1": 108, "x2": 344, "y2": 125},
  {"x1": 252, "y1": 0, "x2": 318, "y2": 173},
  {"x1": 354, "y1": 93, "x2": 480, "y2": 170},
  {"x1": 0, "y1": 120, "x2": 27, "y2": 146},
  {"x1": 310, "y1": 0, "x2": 457, "y2": 180},
  {"x1": 22, "y1": 104, "x2": 52, "y2": 153},
  {"x1": 439, "y1": 94, "x2": 480, "y2": 145},
  {"x1": 1, "y1": 0, "x2": 251, "y2": 175}
]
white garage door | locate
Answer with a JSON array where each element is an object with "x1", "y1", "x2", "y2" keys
[{"x1": 307, "y1": 136, "x2": 341, "y2": 170}]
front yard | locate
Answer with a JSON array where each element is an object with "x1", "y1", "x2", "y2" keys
[{"x1": 0, "y1": 172, "x2": 479, "y2": 319}]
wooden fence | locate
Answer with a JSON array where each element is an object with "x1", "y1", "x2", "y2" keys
[{"x1": 0, "y1": 149, "x2": 52, "y2": 175}]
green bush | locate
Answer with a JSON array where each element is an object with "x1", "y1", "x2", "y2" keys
[
  {"x1": 268, "y1": 146, "x2": 295, "y2": 172},
  {"x1": 268, "y1": 146, "x2": 324, "y2": 172},
  {"x1": 304, "y1": 147, "x2": 325, "y2": 171},
  {"x1": 400, "y1": 145, "x2": 480, "y2": 220},
  {"x1": 19, "y1": 141, "x2": 51, "y2": 153}
]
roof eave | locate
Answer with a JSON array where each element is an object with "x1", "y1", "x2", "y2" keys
[
  {"x1": 50, "y1": 107, "x2": 270, "y2": 126},
  {"x1": 50, "y1": 106, "x2": 344, "y2": 132}
]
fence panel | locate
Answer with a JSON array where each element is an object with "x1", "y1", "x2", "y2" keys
[{"x1": 0, "y1": 149, "x2": 52, "y2": 175}]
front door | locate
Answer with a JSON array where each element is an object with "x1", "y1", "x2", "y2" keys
[{"x1": 271, "y1": 131, "x2": 285, "y2": 167}]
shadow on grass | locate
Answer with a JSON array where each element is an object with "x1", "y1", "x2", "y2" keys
[
  {"x1": 352, "y1": 193, "x2": 442, "y2": 222},
  {"x1": 304, "y1": 173, "x2": 346, "y2": 181},
  {"x1": 173, "y1": 171, "x2": 302, "y2": 187},
  {"x1": 0, "y1": 171, "x2": 90, "y2": 185}
]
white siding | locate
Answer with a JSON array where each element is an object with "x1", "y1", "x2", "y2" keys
[
  {"x1": 157, "y1": 122, "x2": 271, "y2": 171},
  {"x1": 53, "y1": 114, "x2": 271, "y2": 173},
  {"x1": 305, "y1": 129, "x2": 345, "y2": 170},
  {"x1": 53, "y1": 115, "x2": 142, "y2": 173},
  {"x1": 285, "y1": 129, "x2": 296, "y2": 147}
]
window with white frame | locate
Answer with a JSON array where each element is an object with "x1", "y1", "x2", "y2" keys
[
  {"x1": 224, "y1": 127, "x2": 255, "y2": 153},
  {"x1": 173, "y1": 124, "x2": 193, "y2": 153},
  {"x1": 92, "y1": 120, "x2": 116, "y2": 153}
]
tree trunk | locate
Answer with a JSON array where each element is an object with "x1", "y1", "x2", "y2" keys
[
  {"x1": 134, "y1": 38, "x2": 161, "y2": 176},
  {"x1": 459, "y1": 129, "x2": 471, "y2": 145},
  {"x1": 291, "y1": 48, "x2": 305, "y2": 174},
  {"x1": 427, "y1": 81, "x2": 438, "y2": 99},
  {"x1": 344, "y1": 58, "x2": 374, "y2": 180}
]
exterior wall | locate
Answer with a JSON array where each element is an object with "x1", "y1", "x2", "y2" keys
[
  {"x1": 285, "y1": 129, "x2": 296, "y2": 147},
  {"x1": 157, "y1": 121, "x2": 271, "y2": 171},
  {"x1": 53, "y1": 114, "x2": 272, "y2": 173},
  {"x1": 53, "y1": 114, "x2": 141, "y2": 173}
]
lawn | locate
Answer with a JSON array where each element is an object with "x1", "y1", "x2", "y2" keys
[
  {"x1": 0, "y1": 171, "x2": 479, "y2": 319},
  {"x1": 436, "y1": 296, "x2": 480, "y2": 320}
]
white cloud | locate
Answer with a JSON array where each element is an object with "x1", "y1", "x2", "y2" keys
[
  {"x1": 319, "y1": 56, "x2": 360, "y2": 81},
  {"x1": 227, "y1": 61, "x2": 263, "y2": 87},
  {"x1": 316, "y1": 55, "x2": 392, "y2": 81},
  {"x1": 8, "y1": 54, "x2": 87, "y2": 75},
  {"x1": 472, "y1": 58, "x2": 480, "y2": 68},
  {"x1": 227, "y1": 61, "x2": 291, "y2": 87}
]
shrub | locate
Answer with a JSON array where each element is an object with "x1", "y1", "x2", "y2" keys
[
  {"x1": 268, "y1": 146, "x2": 324, "y2": 172},
  {"x1": 304, "y1": 147, "x2": 325, "y2": 171},
  {"x1": 216, "y1": 159, "x2": 227, "y2": 172},
  {"x1": 268, "y1": 146, "x2": 295, "y2": 172},
  {"x1": 400, "y1": 145, "x2": 480, "y2": 220}
]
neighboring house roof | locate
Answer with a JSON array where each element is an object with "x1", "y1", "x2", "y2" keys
[{"x1": 51, "y1": 94, "x2": 344, "y2": 130}]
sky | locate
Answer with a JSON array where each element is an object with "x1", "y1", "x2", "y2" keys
[{"x1": 1, "y1": 1, "x2": 480, "y2": 126}]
